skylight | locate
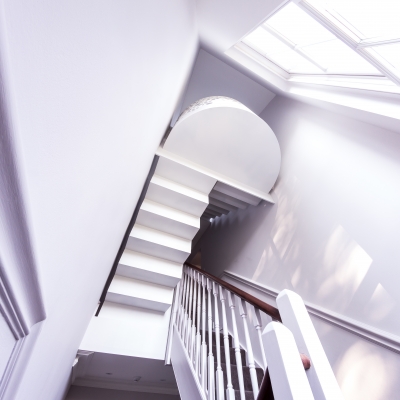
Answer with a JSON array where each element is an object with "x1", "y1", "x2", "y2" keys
[
  {"x1": 317, "y1": 0, "x2": 400, "y2": 40},
  {"x1": 240, "y1": 0, "x2": 400, "y2": 87}
]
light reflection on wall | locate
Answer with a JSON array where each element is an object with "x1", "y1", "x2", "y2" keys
[
  {"x1": 336, "y1": 341, "x2": 396, "y2": 400},
  {"x1": 317, "y1": 224, "x2": 372, "y2": 312}
]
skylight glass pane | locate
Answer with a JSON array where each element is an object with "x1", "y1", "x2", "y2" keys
[
  {"x1": 313, "y1": 0, "x2": 400, "y2": 40},
  {"x1": 244, "y1": 27, "x2": 289, "y2": 56},
  {"x1": 270, "y1": 51, "x2": 322, "y2": 73},
  {"x1": 372, "y1": 43, "x2": 400, "y2": 72},
  {"x1": 244, "y1": 28, "x2": 321, "y2": 73},
  {"x1": 303, "y1": 39, "x2": 381, "y2": 74},
  {"x1": 266, "y1": 2, "x2": 335, "y2": 46}
]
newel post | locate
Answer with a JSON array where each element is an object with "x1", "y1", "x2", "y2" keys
[
  {"x1": 276, "y1": 290, "x2": 344, "y2": 400},
  {"x1": 261, "y1": 322, "x2": 314, "y2": 400}
]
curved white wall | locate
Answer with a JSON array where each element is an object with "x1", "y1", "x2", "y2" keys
[{"x1": 165, "y1": 96, "x2": 281, "y2": 196}]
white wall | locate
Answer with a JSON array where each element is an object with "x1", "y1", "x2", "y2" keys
[
  {"x1": 80, "y1": 302, "x2": 171, "y2": 360},
  {"x1": 202, "y1": 95, "x2": 400, "y2": 400},
  {"x1": 0, "y1": 0, "x2": 198, "y2": 399},
  {"x1": 66, "y1": 386, "x2": 179, "y2": 400},
  {"x1": 0, "y1": 313, "x2": 16, "y2": 380},
  {"x1": 180, "y1": 49, "x2": 275, "y2": 116}
]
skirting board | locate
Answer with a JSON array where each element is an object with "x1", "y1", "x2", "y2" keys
[{"x1": 221, "y1": 270, "x2": 400, "y2": 355}]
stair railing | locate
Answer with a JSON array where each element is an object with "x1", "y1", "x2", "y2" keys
[{"x1": 168, "y1": 263, "x2": 342, "y2": 400}]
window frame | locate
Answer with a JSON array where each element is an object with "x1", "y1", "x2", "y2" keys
[{"x1": 238, "y1": 0, "x2": 400, "y2": 88}]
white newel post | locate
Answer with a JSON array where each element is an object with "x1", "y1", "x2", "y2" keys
[
  {"x1": 276, "y1": 290, "x2": 344, "y2": 400},
  {"x1": 262, "y1": 322, "x2": 314, "y2": 400}
]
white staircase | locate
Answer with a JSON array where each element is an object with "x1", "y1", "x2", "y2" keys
[
  {"x1": 99, "y1": 153, "x2": 271, "y2": 318},
  {"x1": 103, "y1": 156, "x2": 216, "y2": 316},
  {"x1": 75, "y1": 96, "x2": 283, "y2": 394}
]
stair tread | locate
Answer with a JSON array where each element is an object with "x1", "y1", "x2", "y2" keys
[
  {"x1": 234, "y1": 390, "x2": 255, "y2": 400},
  {"x1": 151, "y1": 175, "x2": 208, "y2": 203},
  {"x1": 140, "y1": 199, "x2": 199, "y2": 227},
  {"x1": 130, "y1": 225, "x2": 191, "y2": 253}
]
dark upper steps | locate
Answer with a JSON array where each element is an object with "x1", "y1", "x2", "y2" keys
[
  {"x1": 217, "y1": 362, "x2": 264, "y2": 392},
  {"x1": 201, "y1": 330, "x2": 264, "y2": 399},
  {"x1": 212, "y1": 344, "x2": 246, "y2": 366},
  {"x1": 235, "y1": 390, "x2": 254, "y2": 400}
]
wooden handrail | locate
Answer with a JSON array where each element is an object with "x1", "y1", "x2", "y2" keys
[{"x1": 185, "y1": 262, "x2": 281, "y2": 322}]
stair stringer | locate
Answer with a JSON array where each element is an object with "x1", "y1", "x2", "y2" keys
[{"x1": 170, "y1": 328, "x2": 206, "y2": 400}]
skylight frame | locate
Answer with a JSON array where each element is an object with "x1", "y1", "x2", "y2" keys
[
  {"x1": 296, "y1": 0, "x2": 400, "y2": 85},
  {"x1": 239, "y1": 0, "x2": 400, "y2": 87}
]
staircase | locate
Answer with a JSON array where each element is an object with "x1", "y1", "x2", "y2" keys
[
  {"x1": 168, "y1": 265, "x2": 345, "y2": 400},
  {"x1": 98, "y1": 154, "x2": 268, "y2": 322}
]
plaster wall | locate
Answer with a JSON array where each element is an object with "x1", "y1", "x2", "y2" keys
[
  {"x1": 0, "y1": 0, "x2": 198, "y2": 399},
  {"x1": 202, "y1": 95, "x2": 400, "y2": 400},
  {"x1": 80, "y1": 302, "x2": 171, "y2": 360},
  {"x1": 66, "y1": 386, "x2": 179, "y2": 400},
  {"x1": 180, "y1": 49, "x2": 275, "y2": 116}
]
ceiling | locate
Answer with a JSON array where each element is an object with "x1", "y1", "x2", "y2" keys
[
  {"x1": 74, "y1": 353, "x2": 179, "y2": 395},
  {"x1": 195, "y1": 0, "x2": 286, "y2": 53},
  {"x1": 192, "y1": 0, "x2": 400, "y2": 132}
]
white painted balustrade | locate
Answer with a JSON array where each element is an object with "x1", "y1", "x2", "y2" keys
[{"x1": 169, "y1": 267, "x2": 343, "y2": 400}]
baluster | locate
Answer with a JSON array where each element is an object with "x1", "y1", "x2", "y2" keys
[
  {"x1": 201, "y1": 275, "x2": 207, "y2": 391},
  {"x1": 239, "y1": 299, "x2": 259, "y2": 399},
  {"x1": 207, "y1": 278, "x2": 215, "y2": 400},
  {"x1": 172, "y1": 280, "x2": 182, "y2": 328},
  {"x1": 178, "y1": 270, "x2": 187, "y2": 334},
  {"x1": 219, "y1": 287, "x2": 235, "y2": 400},
  {"x1": 186, "y1": 270, "x2": 194, "y2": 348},
  {"x1": 228, "y1": 292, "x2": 245, "y2": 400},
  {"x1": 253, "y1": 308, "x2": 267, "y2": 371},
  {"x1": 180, "y1": 269, "x2": 189, "y2": 336},
  {"x1": 165, "y1": 280, "x2": 182, "y2": 364},
  {"x1": 212, "y1": 282, "x2": 224, "y2": 400},
  {"x1": 195, "y1": 272, "x2": 202, "y2": 376},
  {"x1": 190, "y1": 271, "x2": 197, "y2": 362}
]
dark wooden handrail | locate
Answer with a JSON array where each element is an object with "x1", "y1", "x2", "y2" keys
[{"x1": 185, "y1": 262, "x2": 281, "y2": 322}]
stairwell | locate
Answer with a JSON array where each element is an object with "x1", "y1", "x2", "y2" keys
[{"x1": 72, "y1": 97, "x2": 283, "y2": 396}]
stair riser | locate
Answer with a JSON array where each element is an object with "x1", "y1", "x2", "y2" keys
[
  {"x1": 136, "y1": 208, "x2": 199, "y2": 240},
  {"x1": 126, "y1": 236, "x2": 190, "y2": 264}
]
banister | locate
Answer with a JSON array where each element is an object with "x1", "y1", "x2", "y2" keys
[
  {"x1": 185, "y1": 262, "x2": 281, "y2": 322},
  {"x1": 185, "y1": 263, "x2": 312, "y2": 400}
]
